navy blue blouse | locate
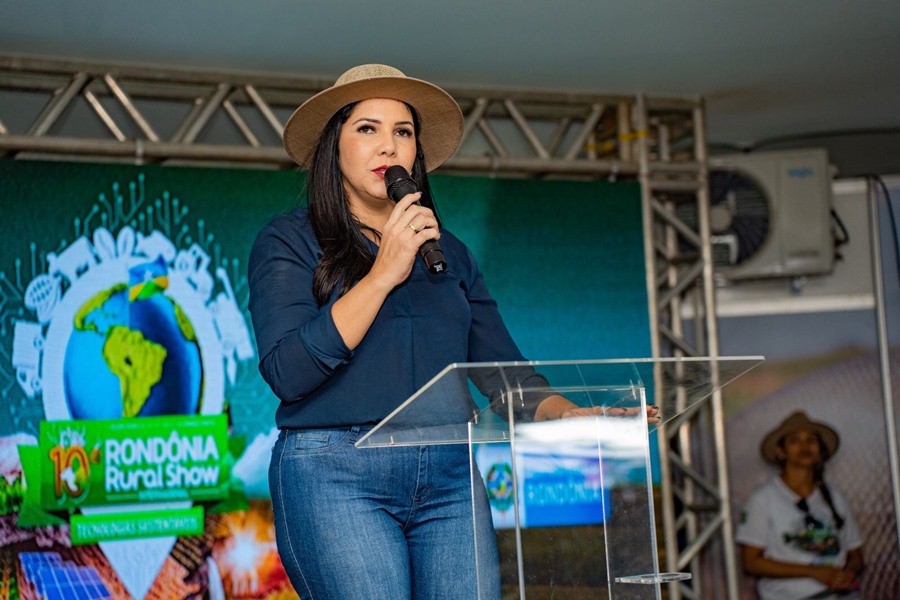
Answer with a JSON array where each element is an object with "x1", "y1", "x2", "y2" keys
[{"x1": 248, "y1": 207, "x2": 542, "y2": 430}]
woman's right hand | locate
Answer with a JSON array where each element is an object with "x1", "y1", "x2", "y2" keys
[
  {"x1": 330, "y1": 191, "x2": 441, "y2": 350},
  {"x1": 368, "y1": 191, "x2": 441, "y2": 289}
]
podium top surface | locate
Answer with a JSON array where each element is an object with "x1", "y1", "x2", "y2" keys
[{"x1": 356, "y1": 356, "x2": 764, "y2": 448}]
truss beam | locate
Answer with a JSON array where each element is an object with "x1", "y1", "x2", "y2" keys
[{"x1": 1, "y1": 55, "x2": 688, "y2": 177}]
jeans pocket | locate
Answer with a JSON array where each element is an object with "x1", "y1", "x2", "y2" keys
[{"x1": 283, "y1": 428, "x2": 350, "y2": 454}]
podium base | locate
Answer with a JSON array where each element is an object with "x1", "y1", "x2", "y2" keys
[{"x1": 616, "y1": 572, "x2": 692, "y2": 584}]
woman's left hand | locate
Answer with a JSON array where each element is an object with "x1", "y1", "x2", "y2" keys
[
  {"x1": 560, "y1": 404, "x2": 661, "y2": 424},
  {"x1": 535, "y1": 394, "x2": 660, "y2": 423}
]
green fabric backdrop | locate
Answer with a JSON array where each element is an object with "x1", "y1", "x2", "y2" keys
[{"x1": 0, "y1": 159, "x2": 649, "y2": 445}]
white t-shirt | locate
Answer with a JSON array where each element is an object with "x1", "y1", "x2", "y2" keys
[{"x1": 735, "y1": 476, "x2": 863, "y2": 600}]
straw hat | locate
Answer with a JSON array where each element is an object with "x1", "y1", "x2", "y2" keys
[
  {"x1": 282, "y1": 64, "x2": 463, "y2": 172},
  {"x1": 760, "y1": 410, "x2": 840, "y2": 464}
]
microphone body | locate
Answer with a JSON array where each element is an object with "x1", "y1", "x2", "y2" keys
[{"x1": 384, "y1": 166, "x2": 447, "y2": 274}]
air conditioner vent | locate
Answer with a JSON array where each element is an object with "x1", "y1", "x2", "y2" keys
[{"x1": 706, "y1": 148, "x2": 835, "y2": 280}]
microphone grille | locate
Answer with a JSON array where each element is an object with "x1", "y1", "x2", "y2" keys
[
  {"x1": 384, "y1": 165, "x2": 417, "y2": 202},
  {"x1": 384, "y1": 165, "x2": 410, "y2": 187}
]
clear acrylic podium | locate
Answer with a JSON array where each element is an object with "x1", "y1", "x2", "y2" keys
[{"x1": 356, "y1": 356, "x2": 763, "y2": 599}]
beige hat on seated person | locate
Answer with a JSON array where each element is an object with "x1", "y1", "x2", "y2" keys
[{"x1": 760, "y1": 410, "x2": 840, "y2": 464}]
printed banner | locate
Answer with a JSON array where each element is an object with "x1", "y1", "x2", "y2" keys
[
  {"x1": 70, "y1": 506, "x2": 205, "y2": 545},
  {"x1": 1, "y1": 158, "x2": 650, "y2": 599},
  {"x1": 27, "y1": 415, "x2": 230, "y2": 512}
]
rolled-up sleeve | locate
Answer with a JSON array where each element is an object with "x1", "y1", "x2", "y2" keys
[{"x1": 248, "y1": 215, "x2": 352, "y2": 403}]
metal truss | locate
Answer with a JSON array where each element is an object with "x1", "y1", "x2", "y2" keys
[
  {"x1": 634, "y1": 96, "x2": 735, "y2": 599},
  {"x1": 0, "y1": 54, "x2": 734, "y2": 598},
  {"x1": 1, "y1": 54, "x2": 647, "y2": 176}
]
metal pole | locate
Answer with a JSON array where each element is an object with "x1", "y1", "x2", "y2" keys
[
  {"x1": 867, "y1": 178, "x2": 900, "y2": 552},
  {"x1": 694, "y1": 103, "x2": 739, "y2": 600}
]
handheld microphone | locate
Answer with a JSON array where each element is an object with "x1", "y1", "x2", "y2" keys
[{"x1": 384, "y1": 165, "x2": 447, "y2": 274}]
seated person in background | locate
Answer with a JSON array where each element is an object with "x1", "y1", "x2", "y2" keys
[{"x1": 736, "y1": 411, "x2": 863, "y2": 599}]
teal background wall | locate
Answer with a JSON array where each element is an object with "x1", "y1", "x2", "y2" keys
[
  {"x1": 0, "y1": 159, "x2": 650, "y2": 445},
  {"x1": 433, "y1": 176, "x2": 650, "y2": 363}
]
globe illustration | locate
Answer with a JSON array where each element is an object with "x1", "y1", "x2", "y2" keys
[{"x1": 63, "y1": 259, "x2": 202, "y2": 420}]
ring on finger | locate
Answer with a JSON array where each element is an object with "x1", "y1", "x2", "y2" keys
[{"x1": 408, "y1": 222, "x2": 420, "y2": 233}]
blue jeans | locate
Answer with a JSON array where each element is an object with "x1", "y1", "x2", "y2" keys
[{"x1": 269, "y1": 426, "x2": 501, "y2": 600}]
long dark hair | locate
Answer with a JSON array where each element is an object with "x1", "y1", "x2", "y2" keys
[
  {"x1": 777, "y1": 434, "x2": 846, "y2": 529},
  {"x1": 306, "y1": 101, "x2": 438, "y2": 305}
]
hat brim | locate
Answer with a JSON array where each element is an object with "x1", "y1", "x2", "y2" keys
[
  {"x1": 283, "y1": 75, "x2": 463, "y2": 172},
  {"x1": 760, "y1": 417, "x2": 840, "y2": 464}
]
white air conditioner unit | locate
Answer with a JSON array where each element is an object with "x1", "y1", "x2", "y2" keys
[{"x1": 705, "y1": 148, "x2": 835, "y2": 280}]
